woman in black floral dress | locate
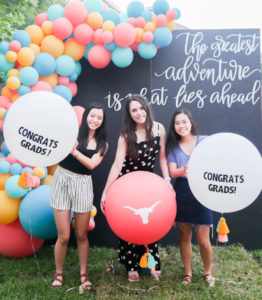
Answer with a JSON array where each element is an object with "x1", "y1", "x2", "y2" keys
[{"x1": 101, "y1": 94, "x2": 171, "y2": 282}]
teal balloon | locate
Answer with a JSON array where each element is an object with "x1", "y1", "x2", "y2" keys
[
  {"x1": 0, "y1": 41, "x2": 10, "y2": 54},
  {"x1": 138, "y1": 42, "x2": 157, "y2": 59},
  {"x1": 153, "y1": 27, "x2": 172, "y2": 47},
  {"x1": 56, "y1": 55, "x2": 75, "y2": 76},
  {"x1": 1, "y1": 141, "x2": 10, "y2": 156},
  {"x1": 47, "y1": 4, "x2": 64, "y2": 22},
  {"x1": 75, "y1": 61, "x2": 82, "y2": 76},
  {"x1": 148, "y1": 252, "x2": 157, "y2": 269},
  {"x1": 5, "y1": 175, "x2": 28, "y2": 199},
  {"x1": 84, "y1": 0, "x2": 103, "y2": 13},
  {"x1": 112, "y1": 47, "x2": 134, "y2": 68},
  {"x1": 102, "y1": 9, "x2": 120, "y2": 25},
  {"x1": 18, "y1": 85, "x2": 30, "y2": 96},
  {"x1": 0, "y1": 161, "x2": 10, "y2": 174},
  {"x1": 3, "y1": 72, "x2": 8, "y2": 82},
  {"x1": 12, "y1": 30, "x2": 31, "y2": 47},
  {"x1": 69, "y1": 72, "x2": 77, "y2": 82},
  {"x1": 54, "y1": 85, "x2": 72, "y2": 102},
  {"x1": 127, "y1": 1, "x2": 145, "y2": 18},
  {"x1": 174, "y1": 8, "x2": 181, "y2": 20},
  {"x1": 119, "y1": 13, "x2": 128, "y2": 23},
  {"x1": 141, "y1": 10, "x2": 152, "y2": 22},
  {"x1": 152, "y1": 0, "x2": 169, "y2": 15},
  {"x1": 10, "y1": 163, "x2": 23, "y2": 175},
  {"x1": 33, "y1": 53, "x2": 56, "y2": 76},
  {"x1": 19, "y1": 67, "x2": 39, "y2": 86},
  {"x1": 84, "y1": 42, "x2": 95, "y2": 59},
  {"x1": 0, "y1": 53, "x2": 15, "y2": 72},
  {"x1": 104, "y1": 41, "x2": 117, "y2": 52}
]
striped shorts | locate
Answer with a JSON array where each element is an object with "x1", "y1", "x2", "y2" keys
[{"x1": 50, "y1": 166, "x2": 93, "y2": 213}]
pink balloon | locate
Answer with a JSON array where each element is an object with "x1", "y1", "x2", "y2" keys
[
  {"x1": 65, "y1": 1, "x2": 88, "y2": 27},
  {"x1": 102, "y1": 31, "x2": 113, "y2": 44},
  {"x1": 136, "y1": 17, "x2": 146, "y2": 28},
  {"x1": 127, "y1": 17, "x2": 136, "y2": 27},
  {"x1": 94, "y1": 29, "x2": 104, "y2": 44},
  {"x1": 130, "y1": 42, "x2": 139, "y2": 52},
  {"x1": 9, "y1": 40, "x2": 21, "y2": 52},
  {"x1": 88, "y1": 218, "x2": 95, "y2": 231},
  {"x1": 52, "y1": 17, "x2": 73, "y2": 40},
  {"x1": 30, "y1": 81, "x2": 53, "y2": 92},
  {"x1": 0, "y1": 96, "x2": 12, "y2": 109},
  {"x1": 6, "y1": 154, "x2": 19, "y2": 164},
  {"x1": 58, "y1": 76, "x2": 70, "y2": 85},
  {"x1": 156, "y1": 14, "x2": 167, "y2": 27},
  {"x1": 113, "y1": 23, "x2": 136, "y2": 47},
  {"x1": 88, "y1": 45, "x2": 111, "y2": 69},
  {"x1": 166, "y1": 9, "x2": 177, "y2": 21},
  {"x1": 73, "y1": 106, "x2": 85, "y2": 126},
  {"x1": 66, "y1": 82, "x2": 78, "y2": 97},
  {"x1": 32, "y1": 176, "x2": 40, "y2": 187},
  {"x1": 35, "y1": 13, "x2": 49, "y2": 26},
  {"x1": 143, "y1": 31, "x2": 154, "y2": 43},
  {"x1": 74, "y1": 24, "x2": 94, "y2": 45}
]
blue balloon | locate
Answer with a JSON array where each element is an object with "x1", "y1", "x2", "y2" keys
[
  {"x1": 56, "y1": 55, "x2": 75, "y2": 76},
  {"x1": 138, "y1": 42, "x2": 157, "y2": 59},
  {"x1": 141, "y1": 10, "x2": 152, "y2": 22},
  {"x1": 112, "y1": 47, "x2": 134, "y2": 68},
  {"x1": 22, "y1": 167, "x2": 33, "y2": 175},
  {"x1": 19, "y1": 185, "x2": 57, "y2": 239},
  {"x1": 119, "y1": 13, "x2": 128, "y2": 23},
  {"x1": 153, "y1": 27, "x2": 172, "y2": 47},
  {"x1": 0, "y1": 53, "x2": 15, "y2": 73},
  {"x1": 102, "y1": 9, "x2": 120, "y2": 25},
  {"x1": 174, "y1": 8, "x2": 181, "y2": 20},
  {"x1": 75, "y1": 61, "x2": 82, "y2": 77},
  {"x1": 84, "y1": 42, "x2": 95, "y2": 60},
  {"x1": 10, "y1": 163, "x2": 23, "y2": 175},
  {"x1": 1, "y1": 141, "x2": 10, "y2": 156},
  {"x1": 84, "y1": 0, "x2": 103, "y2": 13},
  {"x1": 12, "y1": 30, "x2": 31, "y2": 47},
  {"x1": 54, "y1": 85, "x2": 72, "y2": 102},
  {"x1": 152, "y1": 0, "x2": 169, "y2": 15},
  {"x1": 47, "y1": 4, "x2": 64, "y2": 22},
  {"x1": 104, "y1": 41, "x2": 117, "y2": 52},
  {"x1": 0, "y1": 41, "x2": 10, "y2": 54},
  {"x1": 69, "y1": 72, "x2": 77, "y2": 82},
  {"x1": 127, "y1": 1, "x2": 145, "y2": 18},
  {"x1": 5, "y1": 175, "x2": 28, "y2": 198},
  {"x1": 18, "y1": 85, "x2": 30, "y2": 96},
  {"x1": 19, "y1": 66, "x2": 39, "y2": 86},
  {"x1": 33, "y1": 53, "x2": 56, "y2": 76},
  {"x1": 0, "y1": 161, "x2": 10, "y2": 174}
]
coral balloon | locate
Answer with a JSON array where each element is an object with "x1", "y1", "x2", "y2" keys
[
  {"x1": 113, "y1": 23, "x2": 136, "y2": 47},
  {"x1": 143, "y1": 31, "x2": 154, "y2": 43},
  {"x1": 52, "y1": 17, "x2": 73, "y2": 40},
  {"x1": 41, "y1": 35, "x2": 64, "y2": 59},
  {"x1": 25, "y1": 25, "x2": 44, "y2": 45},
  {"x1": 0, "y1": 96, "x2": 12, "y2": 109},
  {"x1": 105, "y1": 171, "x2": 176, "y2": 245},
  {"x1": 166, "y1": 9, "x2": 177, "y2": 21},
  {"x1": 102, "y1": 31, "x2": 113, "y2": 44},
  {"x1": 88, "y1": 45, "x2": 111, "y2": 69},
  {"x1": 64, "y1": 0, "x2": 88, "y2": 27},
  {"x1": 9, "y1": 40, "x2": 21, "y2": 52},
  {"x1": 35, "y1": 12, "x2": 49, "y2": 27},
  {"x1": 86, "y1": 12, "x2": 104, "y2": 29},
  {"x1": 156, "y1": 14, "x2": 167, "y2": 27},
  {"x1": 94, "y1": 29, "x2": 104, "y2": 44},
  {"x1": 31, "y1": 81, "x2": 53, "y2": 92},
  {"x1": 64, "y1": 38, "x2": 86, "y2": 61},
  {"x1": 58, "y1": 76, "x2": 70, "y2": 85},
  {"x1": 0, "y1": 219, "x2": 45, "y2": 258},
  {"x1": 0, "y1": 190, "x2": 21, "y2": 224},
  {"x1": 17, "y1": 47, "x2": 35, "y2": 66},
  {"x1": 74, "y1": 24, "x2": 94, "y2": 45},
  {"x1": 66, "y1": 81, "x2": 78, "y2": 97}
]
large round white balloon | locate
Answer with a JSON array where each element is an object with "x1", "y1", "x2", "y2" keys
[
  {"x1": 3, "y1": 91, "x2": 79, "y2": 167},
  {"x1": 187, "y1": 133, "x2": 262, "y2": 213}
]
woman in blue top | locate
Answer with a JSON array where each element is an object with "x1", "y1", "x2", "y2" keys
[{"x1": 166, "y1": 109, "x2": 214, "y2": 286}]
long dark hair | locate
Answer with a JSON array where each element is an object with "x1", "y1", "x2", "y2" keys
[
  {"x1": 121, "y1": 94, "x2": 154, "y2": 158},
  {"x1": 166, "y1": 109, "x2": 198, "y2": 156},
  {"x1": 77, "y1": 103, "x2": 107, "y2": 155}
]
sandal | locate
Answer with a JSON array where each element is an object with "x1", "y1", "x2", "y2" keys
[
  {"x1": 181, "y1": 274, "x2": 192, "y2": 285},
  {"x1": 128, "y1": 271, "x2": 140, "y2": 282},
  {"x1": 79, "y1": 273, "x2": 92, "y2": 291},
  {"x1": 52, "y1": 272, "x2": 63, "y2": 288},
  {"x1": 151, "y1": 270, "x2": 161, "y2": 280},
  {"x1": 203, "y1": 273, "x2": 215, "y2": 287}
]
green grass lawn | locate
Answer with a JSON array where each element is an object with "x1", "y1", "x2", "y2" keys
[{"x1": 0, "y1": 244, "x2": 261, "y2": 300}]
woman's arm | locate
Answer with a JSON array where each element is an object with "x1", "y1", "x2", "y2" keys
[
  {"x1": 168, "y1": 162, "x2": 187, "y2": 178},
  {"x1": 157, "y1": 122, "x2": 171, "y2": 181},
  {"x1": 100, "y1": 136, "x2": 127, "y2": 214}
]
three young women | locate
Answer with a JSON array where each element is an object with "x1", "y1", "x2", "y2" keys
[{"x1": 50, "y1": 103, "x2": 107, "y2": 290}]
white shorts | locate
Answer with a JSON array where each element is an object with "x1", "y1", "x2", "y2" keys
[{"x1": 50, "y1": 166, "x2": 93, "y2": 213}]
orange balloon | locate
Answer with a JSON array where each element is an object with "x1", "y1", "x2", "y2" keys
[
  {"x1": 86, "y1": 12, "x2": 103, "y2": 29},
  {"x1": 41, "y1": 35, "x2": 64, "y2": 59},
  {"x1": 0, "y1": 191, "x2": 21, "y2": 224},
  {"x1": 11, "y1": 93, "x2": 20, "y2": 102},
  {"x1": 41, "y1": 20, "x2": 53, "y2": 35},
  {"x1": 29, "y1": 43, "x2": 41, "y2": 56},
  {"x1": 39, "y1": 72, "x2": 58, "y2": 88},
  {"x1": 102, "y1": 20, "x2": 115, "y2": 32},
  {"x1": 0, "y1": 173, "x2": 12, "y2": 190},
  {"x1": 144, "y1": 22, "x2": 156, "y2": 32},
  {"x1": 64, "y1": 38, "x2": 85, "y2": 61},
  {"x1": 7, "y1": 76, "x2": 21, "y2": 90},
  {"x1": 135, "y1": 28, "x2": 144, "y2": 43},
  {"x1": 1, "y1": 86, "x2": 13, "y2": 99},
  {"x1": 17, "y1": 47, "x2": 35, "y2": 66},
  {"x1": 7, "y1": 68, "x2": 19, "y2": 78},
  {"x1": 25, "y1": 25, "x2": 44, "y2": 45},
  {"x1": 6, "y1": 51, "x2": 17, "y2": 63}
]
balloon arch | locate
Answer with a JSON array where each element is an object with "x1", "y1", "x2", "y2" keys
[{"x1": 0, "y1": 0, "x2": 180, "y2": 257}]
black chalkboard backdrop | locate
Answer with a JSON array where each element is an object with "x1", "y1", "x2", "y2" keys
[{"x1": 72, "y1": 29, "x2": 262, "y2": 250}]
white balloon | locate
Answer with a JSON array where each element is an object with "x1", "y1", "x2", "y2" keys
[
  {"x1": 3, "y1": 91, "x2": 79, "y2": 167},
  {"x1": 187, "y1": 133, "x2": 262, "y2": 213}
]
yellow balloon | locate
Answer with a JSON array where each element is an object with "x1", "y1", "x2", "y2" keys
[
  {"x1": 17, "y1": 47, "x2": 35, "y2": 66},
  {"x1": 41, "y1": 35, "x2": 64, "y2": 59},
  {"x1": 0, "y1": 190, "x2": 21, "y2": 224},
  {"x1": 39, "y1": 72, "x2": 58, "y2": 88},
  {"x1": 6, "y1": 51, "x2": 17, "y2": 63},
  {"x1": 41, "y1": 20, "x2": 53, "y2": 35},
  {"x1": 29, "y1": 43, "x2": 41, "y2": 56},
  {"x1": 7, "y1": 68, "x2": 19, "y2": 78},
  {"x1": 7, "y1": 76, "x2": 21, "y2": 90},
  {"x1": 64, "y1": 38, "x2": 85, "y2": 61},
  {"x1": 26, "y1": 24, "x2": 44, "y2": 45},
  {"x1": 0, "y1": 107, "x2": 6, "y2": 120},
  {"x1": 90, "y1": 205, "x2": 97, "y2": 218},
  {"x1": 102, "y1": 20, "x2": 115, "y2": 32},
  {"x1": 86, "y1": 12, "x2": 103, "y2": 29},
  {"x1": 0, "y1": 173, "x2": 12, "y2": 190},
  {"x1": 144, "y1": 22, "x2": 156, "y2": 32},
  {"x1": 135, "y1": 28, "x2": 144, "y2": 43},
  {"x1": 166, "y1": 21, "x2": 175, "y2": 31},
  {"x1": 33, "y1": 167, "x2": 46, "y2": 179},
  {"x1": 41, "y1": 175, "x2": 53, "y2": 185}
]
